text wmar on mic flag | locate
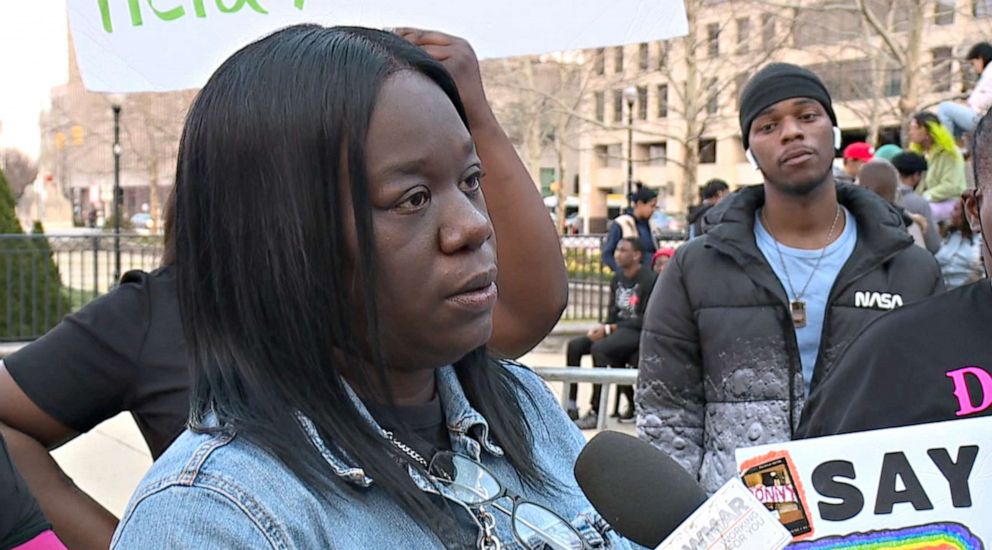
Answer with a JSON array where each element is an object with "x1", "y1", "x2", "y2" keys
[{"x1": 736, "y1": 416, "x2": 992, "y2": 549}]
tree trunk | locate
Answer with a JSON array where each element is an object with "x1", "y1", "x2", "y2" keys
[
  {"x1": 148, "y1": 156, "x2": 161, "y2": 233},
  {"x1": 898, "y1": 0, "x2": 926, "y2": 145},
  {"x1": 520, "y1": 59, "x2": 545, "y2": 186},
  {"x1": 680, "y1": 0, "x2": 701, "y2": 214},
  {"x1": 555, "y1": 138, "x2": 567, "y2": 236},
  {"x1": 867, "y1": 53, "x2": 883, "y2": 144}
]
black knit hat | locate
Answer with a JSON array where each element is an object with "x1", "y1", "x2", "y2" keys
[
  {"x1": 632, "y1": 186, "x2": 657, "y2": 203},
  {"x1": 738, "y1": 63, "x2": 837, "y2": 150}
]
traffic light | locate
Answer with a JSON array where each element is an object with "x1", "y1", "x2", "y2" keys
[{"x1": 54, "y1": 132, "x2": 66, "y2": 150}]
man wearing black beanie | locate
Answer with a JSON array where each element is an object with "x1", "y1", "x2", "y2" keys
[{"x1": 635, "y1": 63, "x2": 943, "y2": 494}]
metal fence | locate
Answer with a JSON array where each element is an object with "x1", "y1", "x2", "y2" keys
[
  {"x1": 0, "y1": 231, "x2": 683, "y2": 341},
  {"x1": 561, "y1": 234, "x2": 610, "y2": 321},
  {"x1": 560, "y1": 234, "x2": 685, "y2": 321},
  {"x1": 0, "y1": 233, "x2": 163, "y2": 341}
]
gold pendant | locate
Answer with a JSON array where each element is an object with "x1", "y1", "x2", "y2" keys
[{"x1": 790, "y1": 300, "x2": 807, "y2": 328}]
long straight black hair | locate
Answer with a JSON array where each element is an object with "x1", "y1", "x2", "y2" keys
[{"x1": 173, "y1": 25, "x2": 548, "y2": 544}]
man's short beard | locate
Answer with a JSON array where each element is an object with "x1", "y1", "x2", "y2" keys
[{"x1": 764, "y1": 163, "x2": 834, "y2": 197}]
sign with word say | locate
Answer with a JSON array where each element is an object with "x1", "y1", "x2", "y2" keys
[
  {"x1": 67, "y1": 0, "x2": 688, "y2": 92},
  {"x1": 735, "y1": 416, "x2": 992, "y2": 549}
]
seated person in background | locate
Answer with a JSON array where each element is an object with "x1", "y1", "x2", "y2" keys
[
  {"x1": 935, "y1": 198, "x2": 984, "y2": 289},
  {"x1": 651, "y1": 248, "x2": 675, "y2": 275},
  {"x1": 798, "y1": 110, "x2": 992, "y2": 439},
  {"x1": 687, "y1": 179, "x2": 729, "y2": 239},
  {"x1": 859, "y1": 160, "x2": 930, "y2": 249},
  {"x1": 602, "y1": 187, "x2": 661, "y2": 270},
  {"x1": 908, "y1": 111, "x2": 968, "y2": 222},
  {"x1": 890, "y1": 151, "x2": 942, "y2": 253},
  {"x1": 938, "y1": 42, "x2": 992, "y2": 141},
  {"x1": 0, "y1": 432, "x2": 63, "y2": 550},
  {"x1": 835, "y1": 141, "x2": 873, "y2": 185},
  {"x1": 566, "y1": 238, "x2": 656, "y2": 428}
]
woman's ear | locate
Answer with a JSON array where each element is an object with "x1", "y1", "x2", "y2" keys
[{"x1": 963, "y1": 189, "x2": 983, "y2": 234}]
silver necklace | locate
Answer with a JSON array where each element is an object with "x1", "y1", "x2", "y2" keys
[
  {"x1": 385, "y1": 431, "x2": 503, "y2": 549},
  {"x1": 761, "y1": 205, "x2": 842, "y2": 328},
  {"x1": 383, "y1": 430, "x2": 430, "y2": 469}
]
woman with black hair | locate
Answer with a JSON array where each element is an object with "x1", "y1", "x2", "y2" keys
[
  {"x1": 0, "y1": 28, "x2": 570, "y2": 550},
  {"x1": 110, "y1": 25, "x2": 627, "y2": 549},
  {"x1": 937, "y1": 41, "x2": 992, "y2": 140}
]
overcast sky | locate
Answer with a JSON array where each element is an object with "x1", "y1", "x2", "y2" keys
[{"x1": 0, "y1": 1, "x2": 69, "y2": 159}]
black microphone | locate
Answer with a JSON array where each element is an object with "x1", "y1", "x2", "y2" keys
[{"x1": 574, "y1": 431, "x2": 707, "y2": 548}]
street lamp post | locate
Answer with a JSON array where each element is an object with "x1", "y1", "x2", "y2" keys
[
  {"x1": 622, "y1": 85, "x2": 638, "y2": 210},
  {"x1": 109, "y1": 94, "x2": 125, "y2": 285}
]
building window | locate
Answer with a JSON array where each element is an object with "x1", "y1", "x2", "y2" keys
[
  {"x1": 706, "y1": 78, "x2": 719, "y2": 115},
  {"x1": 595, "y1": 48, "x2": 605, "y2": 75},
  {"x1": 935, "y1": 0, "x2": 955, "y2": 24},
  {"x1": 807, "y1": 58, "x2": 877, "y2": 101},
  {"x1": 699, "y1": 138, "x2": 717, "y2": 164},
  {"x1": 637, "y1": 86, "x2": 648, "y2": 120},
  {"x1": 884, "y1": 66, "x2": 902, "y2": 97},
  {"x1": 761, "y1": 14, "x2": 775, "y2": 51},
  {"x1": 614, "y1": 46, "x2": 624, "y2": 73},
  {"x1": 975, "y1": 0, "x2": 992, "y2": 17},
  {"x1": 658, "y1": 42, "x2": 669, "y2": 70},
  {"x1": 646, "y1": 142, "x2": 667, "y2": 166},
  {"x1": 595, "y1": 143, "x2": 622, "y2": 168},
  {"x1": 736, "y1": 17, "x2": 750, "y2": 55},
  {"x1": 735, "y1": 72, "x2": 749, "y2": 109},
  {"x1": 594, "y1": 145, "x2": 609, "y2": 168},
  {"x1": 657, "y1": 84, "x2": 668, "y2": 118},
  {"x1": 639, "y1": 42, "x2": 649, "y2": 71},
  {"x1": 932, "y1": 47, "x2": 954, "y2": 93},
  {"x1": 707, "y1": 23, "x2": 720, "y2": 57},
  {"x1": 613, "y1": 89, "x2": 624, "y2": 122},
  {"x1": 595, "y1": 91, "x2": 605, "y2": 123}
]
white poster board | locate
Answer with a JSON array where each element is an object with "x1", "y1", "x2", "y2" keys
[
  {"x1": 735, "y1": 416, "x2": 992, "y2": 549},
  {"x1": 66, "y1": 0, "x2": 688, "y2": 92}
]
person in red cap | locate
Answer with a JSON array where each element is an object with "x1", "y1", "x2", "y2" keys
[
  {"x1": 651, "y1": 248, "x2": 675, "y2": 275},
  {"x1": 836, "y1": 141, "x2": 874, "y2": 185}
]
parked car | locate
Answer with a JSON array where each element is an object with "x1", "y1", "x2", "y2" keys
[{"x1": 130, "y1": 212, "x2": 154, "y2": 230}]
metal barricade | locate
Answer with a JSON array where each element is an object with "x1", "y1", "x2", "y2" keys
[{"x1": 532, "y1": 366, "x2": 638, "y2": 431}]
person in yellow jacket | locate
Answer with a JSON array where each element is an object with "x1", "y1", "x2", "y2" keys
[{"x1": 908, "y1": 111, "x2": 967, "y2": 222}]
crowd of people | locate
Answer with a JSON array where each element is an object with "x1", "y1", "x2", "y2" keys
[
  {"x1": 628, "y1": 48, "x2": 991, "y2": 496},
  {"x1": 0, "y1": 27, "x2": 990, "y2": 550}
]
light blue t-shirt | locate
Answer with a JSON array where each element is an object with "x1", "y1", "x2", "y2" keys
[{"x1": 754, "y1": 207, "x2": 857, "y2": 397}]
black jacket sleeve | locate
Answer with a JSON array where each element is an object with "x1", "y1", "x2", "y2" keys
[
  {"x1": 4, "y1": 271, "x2": 152, "y2": 434},
  {"x1": 636, "y1": 248, "x2": 705, "y2": 477},
  {"x1": 602, "y1": 224, "x2": 621, "y2": 273}
]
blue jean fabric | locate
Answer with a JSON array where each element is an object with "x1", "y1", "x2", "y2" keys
[
  {"x1": 938, "y1": 101, "x2": 980, "y2": 139},
  {"x1": 110, "y1": 361, "x2": 636, "y2": 549}
]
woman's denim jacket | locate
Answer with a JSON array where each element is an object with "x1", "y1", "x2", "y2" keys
[{"x1": 111, "y1": 361, "x2": 635, "y2": 549}]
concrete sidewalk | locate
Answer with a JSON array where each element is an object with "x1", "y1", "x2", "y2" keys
[{"x1": 52, "y1": 348, "x2": 633, "y2": 516}]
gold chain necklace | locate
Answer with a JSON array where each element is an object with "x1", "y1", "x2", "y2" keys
[{"x1": 761, "y1": 204, "x2": 842, "y2": 328}]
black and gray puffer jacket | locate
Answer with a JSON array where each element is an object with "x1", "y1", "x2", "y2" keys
[{"x1": 635, "y1": 183, "x2": 943, "y2": 494}]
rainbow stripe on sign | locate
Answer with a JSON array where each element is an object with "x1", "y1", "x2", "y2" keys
[{"x1": 787, "y1": 523, "x2": 983, "y2": 550}]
